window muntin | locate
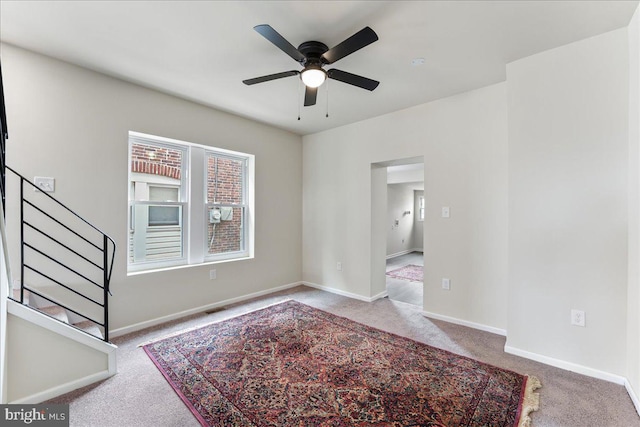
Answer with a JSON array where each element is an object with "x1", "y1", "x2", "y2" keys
[{"x1": 128, "y1": 132, "x2": 253, "y2": 273}]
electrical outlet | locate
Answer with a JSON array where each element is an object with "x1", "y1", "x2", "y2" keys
[
  {"x1": 209, "y1": 269, "x2": 217, "y2": 280},
  {"x1": 571, "y1": 309, "x2": 585, "y2": 327},
  {"x1": 337, "y1": 262, "x2": 342, "y2": 271},
  {"x1": 442, "y1": 278, "x2": 450, "y2": 290},
  {"x1": 441, "y1": 207, "x2": 450, "y2": 218}
]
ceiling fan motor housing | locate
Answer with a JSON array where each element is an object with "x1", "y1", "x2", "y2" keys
[{"x1": 298, "y1": 41, "x2": 329, "y2": 67}]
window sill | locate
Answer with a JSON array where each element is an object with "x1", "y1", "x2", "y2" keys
[{"x1": 127, "y1": 255, "x2": 254, "y2": 277}]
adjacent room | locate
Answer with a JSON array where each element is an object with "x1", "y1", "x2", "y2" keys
[
  {"x1": 385, "y1": 163, "x2": 425, "y2": 307},
  {"x1": 1, "y1": 1, "x2": 639, "y2": 426}
]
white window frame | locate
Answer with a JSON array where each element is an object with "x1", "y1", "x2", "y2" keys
[
  {"x1": 127, "y1": 131, "x2": 254, "y2": 274},
  {"x1": 418, "y1": 196, "x2": 425, "y2": 222}
]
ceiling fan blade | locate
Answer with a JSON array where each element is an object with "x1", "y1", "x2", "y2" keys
[
  {"x1": 321, "y1": 27, "x2": 378, "y2": 64},
  {"x1": 304, "y1": 86, "x2": 317, "y2": 106},
  {"x1": 327, "y1": 69, "x2": 379, "y2": 91},
  {"x1": 243, "y1": 70, "x2": 299, "y2": 85},
  {"x1": 254, "y1": 24, "x2": 306, "y2": 63}
]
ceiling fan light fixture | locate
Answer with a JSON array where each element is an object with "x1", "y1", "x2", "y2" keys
[{"x1": 301, "y1": 67, "x2": 327, "y2": 88}]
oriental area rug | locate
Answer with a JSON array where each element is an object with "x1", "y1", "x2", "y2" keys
[
  {"x1": 143, "y1": 300, "x2": 540, "y2": 427},
  {"x1": 386, "y1": 264, "x2": 424, "y2": 282}
]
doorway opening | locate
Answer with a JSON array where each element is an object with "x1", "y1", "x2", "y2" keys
[{"x1": 371, "y1": 157, "x2": 424, "y2": 308}]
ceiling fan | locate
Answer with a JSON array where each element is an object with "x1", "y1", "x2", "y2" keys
[{"x1": 243, "y1": 24, "x2": 380, "y2": 107}]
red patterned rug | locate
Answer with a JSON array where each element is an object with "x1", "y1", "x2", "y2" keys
[
  {"x1": 143, "y1": 300, "x2": 540, "y2": 427},
  {"x1": 386, "y1": 264, "x2": 424, "y2": 282}
]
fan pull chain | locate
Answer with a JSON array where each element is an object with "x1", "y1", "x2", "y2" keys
[{"x1": 325, "y1": 79, "x2": 330, "y2": 118}]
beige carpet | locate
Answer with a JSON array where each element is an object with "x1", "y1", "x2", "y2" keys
[{"x1": 48, "y1": 285, "x2": 639, "y2": 426}]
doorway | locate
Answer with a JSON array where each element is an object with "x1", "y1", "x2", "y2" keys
[{"x1": 371, "y1": 157, "x2": 425, "y2": 308}]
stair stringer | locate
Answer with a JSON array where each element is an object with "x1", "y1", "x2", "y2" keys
[{"x1": 6, "y1": 299, "x2": 117, "y2": 403}]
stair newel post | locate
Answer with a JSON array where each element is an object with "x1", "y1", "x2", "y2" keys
[
  {"x1": 103, "y1": 234, "x2": 109, "y2": 342},
  {"x1": 19, "y1": 176, "x2": 24, "y2": 304}
]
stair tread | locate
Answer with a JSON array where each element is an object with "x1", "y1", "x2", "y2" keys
[
  {"x1": 38, "y1": 305, "x2": 69, "y2": 323},
  {"x1": 11, "y1": 288, "x2": 28, "y2": 302},
  {"x1": 73, "y1": 320, "x2": 104, "y2": 339}
]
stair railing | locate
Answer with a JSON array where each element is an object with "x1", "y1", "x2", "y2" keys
[
  {"x1": 0, "y1": 62, "x2": 8, "y2": 211},
  {"x1": 6, "y1": 166, "x2": 116, "y2": 341}
]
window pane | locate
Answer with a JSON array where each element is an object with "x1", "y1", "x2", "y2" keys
[
  {"x1": 130, "y1": 203, "x2": 183, "y2": 263},
  {"x1": 130, "y1": 142, "x2": 183, "y2": 192},
  {"x1": 149, "y1": 186, "x2": 179, "y2": 202},
  {"x1": 130, "y1": 139, "x2": 186, "y2": 266},
  {"x1": 149, "y1": 205, "x2": 180, "y2": 226},
  {"x1": 207, "y1": 155, "x2": 243, "y2": 204},
  {"x1": 206, "y1": 206, "x2": 243, "y2": 255}
]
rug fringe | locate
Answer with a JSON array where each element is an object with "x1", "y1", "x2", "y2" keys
[{"x1": 518, "y1": 375, "x2": 541, "y2": 427}]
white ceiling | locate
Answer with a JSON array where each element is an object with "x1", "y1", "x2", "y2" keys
[{"x1": 1, "y1": 1, "x2": 638, "y2": 136}]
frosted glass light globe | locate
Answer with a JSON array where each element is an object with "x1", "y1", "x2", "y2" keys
[{"x1": 301, "y1": 68, "x2": 326, "y2": 88}]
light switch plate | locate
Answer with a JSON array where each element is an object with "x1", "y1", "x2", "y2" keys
[
  {"x1": 442, "y1": 207, "x2": 450, "y2": 218},
  {"x1": 34, "y1": 176, "x2": 55, "y2": 193}
]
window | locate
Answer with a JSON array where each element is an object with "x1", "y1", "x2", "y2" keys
[
  {"x1": 128, "y1": 132, "x2": 253, "y2": 273},
  {"x1": 206, "y1": 153, "x2": 247, "y2": 257},
  {"x1": 418, "y1": 196, "x2": 425, "y2": 222}
]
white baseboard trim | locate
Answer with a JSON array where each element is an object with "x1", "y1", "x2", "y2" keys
[
  {"x1": 370, "y1": 290, "x2": 389, "y2": 301},
  {"x1": 386, "y1": 250, "x2": 413, "y2": 260},
  {"x1": 109, "y1": 281, "x2": 301, "y2": 338},
  {"x1": 422, "y1": 310, "x2": 507, "y2": 336},
  {"x1": 504, "y1": 345, "x2": 626, "y2": 385},
  {"x1": 386, "y1": 249, "x2": 423, "y2": 260},
  {"x1": 302, "y1": 281, "x2": 386, "y2": 303},
  {"x1": 624, "y1": 379, "x2": 640, "y2": 416},
  {"x1": 9, "y1": 370, "x2": 113, "y2": 404}
]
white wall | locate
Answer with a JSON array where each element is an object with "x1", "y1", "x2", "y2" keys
[
  {"x1": 0, "y1": 203, "x2": 8, "y2": 403},
  {"x1": 303, "y1": 82, "x2": 508, "y2": 330},
  {"x1": 6, "y1": 313, "x2": 108, "y2": 402},
  {"x1": 627, "y1": 5, "x2": 640, "y2": 398},
  {"x1": 386, "y1": 184, "x2": 415, "y2": 257},
  {"x1": 506, "y1": 28, "x2": 629, "y2": 376},
  {"x1": 1, "y1": 44, "x2": 302, "y2": 332},
  {"x1": 413, "y1": 190, "x2": 424, "y2": 251}
]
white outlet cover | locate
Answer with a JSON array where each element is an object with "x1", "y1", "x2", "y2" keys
[
  {"x1": 442, "y1": 278, "x2": 451, "y2": 290},
  {"x1": 571, "y1": 309, "x2": 585, "y2": 327},
  {"x1": 442, "y1": 207, "x2": 450, "y2": 218},
  {"x1": 209, "y1": 269, "x2": 217, "y2": 280}
]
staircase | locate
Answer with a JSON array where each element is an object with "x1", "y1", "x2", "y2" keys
[
  {"x1": 13, "y1": 289, "x2": 104, "y2": 339},
  {"x1": 5, "y1": 165, "x2": 116, "y2": 342},
  {"x1": 0, "y1": 61, "x2": 117, "y2": 404}
]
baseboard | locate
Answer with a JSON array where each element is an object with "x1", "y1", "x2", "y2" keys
[
  {"x1": 624, "y1": 379, "x2": 640, "y2": 416},
  {"x1": 504, "y1": 345, "x2": 626, "y2": 385},
  {"x1": 9, "y1": 370, "x2": 113, "y2": 404},
  {"x1": 109, "y1": 281, "x2": 301, "y2": 338},
  {"x1": 302, "y1": 281, "x2": 386, "y2": 303},
  {"x1": 370, "y1": 290, "x2": 388, "y2": 301},
  {"x1": 386, "y1": 249, "x2": 423, "y2": 260},
  {"x1": 422, "y1": 310, "x2": 507, "y2": 336}
]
